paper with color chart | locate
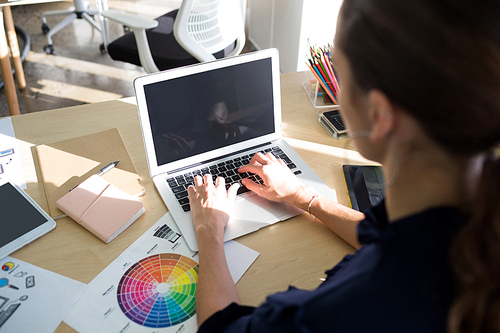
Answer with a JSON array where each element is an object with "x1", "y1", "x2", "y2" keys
[
  {"x1": 64, "y1": 212, "x2": 260, "y2": 333},
  {"x1": 0, "y1": 257, "x2": 87, "y2": 332},
  {"x1": 0, "y1": 118, "x2": 26, "y2": 189}
]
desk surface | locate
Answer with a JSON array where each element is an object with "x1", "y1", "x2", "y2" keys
[{"x1": 9, "y1": 71, "x2": 372, "y2": 332}]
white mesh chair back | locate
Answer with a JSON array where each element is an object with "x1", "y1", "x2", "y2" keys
[{"x1": 174, "y1": 0, "x2": 245, "y2": 62}]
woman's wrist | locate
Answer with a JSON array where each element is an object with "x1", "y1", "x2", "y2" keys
[
  {"x1": 291, "y1": 186, "x2": 320, "y2": 211},
  {"x1": 195, "y1": 222, "x2": 225, "y2": 242}
]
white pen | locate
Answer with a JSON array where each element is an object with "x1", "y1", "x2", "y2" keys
[
  {"x1": 69, "y1": 160, "x2": 120, "y2": 192},
  {"x1": 95, "y1": 160, "x2": 120, "y2": 176}
]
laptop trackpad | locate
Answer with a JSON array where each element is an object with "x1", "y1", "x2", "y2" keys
[{"x1": 224, "y1": 195, "x2": 290, "y2": 241}]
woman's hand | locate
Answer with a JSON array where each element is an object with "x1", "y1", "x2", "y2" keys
[
  {"x1": 187, "y1": 174, "x2": 240, "y2": 238},
  {"x1": 188, "y1": 175, "x2": 242, "y2": 327},
  {"x1": 238, "y1": 152, "x2": 318, "y2": 209}
]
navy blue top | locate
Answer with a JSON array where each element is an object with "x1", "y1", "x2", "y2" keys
[{"x1": 199, "y1": 201, "x2": 466, "y2": 332}]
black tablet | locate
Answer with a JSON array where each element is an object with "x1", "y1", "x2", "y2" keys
[
  {"x1": 342, "y1": 165, "x2": 385, "y2": 212},
  {"x1": 0, "y1": 179, "x2": 56, "y2": 259}
]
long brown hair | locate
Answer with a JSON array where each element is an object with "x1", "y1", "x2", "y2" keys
[{"x1": 336, "y1": 0, "x2": 500, "y2": 332}]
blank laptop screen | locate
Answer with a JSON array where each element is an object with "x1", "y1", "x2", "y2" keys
[{"x1": 143, "y1": 58, "x2": 275, "y2": 167}]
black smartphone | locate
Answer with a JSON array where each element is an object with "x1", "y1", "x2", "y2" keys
[
  {"x1": 318, "y1": 109, "x2": 347, "y2": 139},
  {"x1": 343, "y1": 165, "x2": 385, "y2": 212}
]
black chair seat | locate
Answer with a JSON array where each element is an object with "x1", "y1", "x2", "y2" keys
[{"x1": 108, "y1": 10, "x2": 236, "y2": 71}]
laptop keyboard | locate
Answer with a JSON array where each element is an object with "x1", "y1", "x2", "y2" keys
[{"x1": 166, "y1": 145, "x2": 302, "y2": 213}]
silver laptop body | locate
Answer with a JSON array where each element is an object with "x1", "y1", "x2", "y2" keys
[{"x1": 134, "y1": 48, "x2": 336, "y2": 251}]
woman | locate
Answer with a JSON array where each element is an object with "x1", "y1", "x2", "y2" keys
[{"x1": 187, "y1": 0, "x2": 500, "y2": 332}]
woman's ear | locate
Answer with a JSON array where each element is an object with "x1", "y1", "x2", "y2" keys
[{"x1": 367, "y1": 90, "x2": 397, "y2": 142}]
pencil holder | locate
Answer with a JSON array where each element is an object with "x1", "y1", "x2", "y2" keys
[{"x1": 302, "y1": 71, "x2": 339, "y2": 108}]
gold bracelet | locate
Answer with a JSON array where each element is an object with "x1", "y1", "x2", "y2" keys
[{"x1": 308, "y1": 194, "x2": 319, "y2": 216}]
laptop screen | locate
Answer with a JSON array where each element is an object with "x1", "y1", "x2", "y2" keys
[{"x1": 143, "y1": 57, "x2": 275, "y2": 167}]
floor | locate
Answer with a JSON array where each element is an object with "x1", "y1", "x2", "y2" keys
[{"x1": 0, "y1": 0, "x2": 256, "y2": 117}]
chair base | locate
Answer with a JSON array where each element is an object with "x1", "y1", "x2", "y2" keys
[{"x1": 41, "y1": 1, "x2": 104, "y2": 54}]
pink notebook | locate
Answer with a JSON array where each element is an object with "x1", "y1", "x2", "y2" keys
[{"x1": 56, "y1": 175, "x2": 145, "y2": 243}]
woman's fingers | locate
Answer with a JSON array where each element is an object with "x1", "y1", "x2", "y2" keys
[
  {"x1": 238, "y1": 163, "x2": 262, "y2": 175},
  {"x1": 194, "y1": 175, "x2": 203, "y2": 187},
  {"x1": 187, "y1": 184, "x2": 196, "y2": 197},
  {"x1": 227, "y1": 182, "x2": 240, "y2": 202},
  {"x1": 249, "y1": 152, "x2": 271, "y2": 165},
  {"x1": 267, "y1": 152, "x2": 279, "y2": 162},
  {"x1": 215, "y1": 176, "x2": 226, "y2": 192},
  {"x1": 241, "y1": 178, "x2": 263, "y2": 194},
  {"x1": 203, "y1": 174, "x2": 214, "y2": 190}
]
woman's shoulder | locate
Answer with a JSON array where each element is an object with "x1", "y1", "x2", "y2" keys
[{"x1": 358, "y1": 200, "x2": 466, "y2": 248}]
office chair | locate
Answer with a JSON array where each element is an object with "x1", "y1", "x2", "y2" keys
[
  {"x1": 101, "y1": 0, "x2": 246, "y2": 73},
  {"x1": 41, "y1": 0, "x2": 110, "y2": 54}
]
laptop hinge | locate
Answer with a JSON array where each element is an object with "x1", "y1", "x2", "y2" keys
[{"x1": 167, "y1": 142, "x2": 273, "y2": 175}]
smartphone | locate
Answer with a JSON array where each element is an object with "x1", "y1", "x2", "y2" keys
[{"x1": 318, "y1": 109, "x2": 347, "y2": 139}]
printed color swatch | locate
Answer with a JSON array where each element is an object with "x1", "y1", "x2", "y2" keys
[{"x1": 117, "y1": 253, "x2": 198, "y2": 328}]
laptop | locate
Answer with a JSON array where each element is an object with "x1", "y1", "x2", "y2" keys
[{"x1": 134, "y1": 48, "x2": 337, "y2": 251}]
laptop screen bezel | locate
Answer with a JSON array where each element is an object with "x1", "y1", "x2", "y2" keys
[{"x1": 134, "y1": 48, "x2": 282, "y2": 177}]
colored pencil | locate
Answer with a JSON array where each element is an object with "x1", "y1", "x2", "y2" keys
[
  {"x1": 306, "y1": 63, "x2": 337, "y2": 104},
  {"x1": 309, "y1": 47, "x2": 339, "y2": 94},
  {"x1": 316, "y1": 58, "x2": 337, "y2": 96},
  {"x1": 319, "y1": 48, "x2": 338, "y2": 91},
  {"x1": 320, "y1": 55, "x2": 338, "y2": 94},
  {"x1": 323, "y1": 50, "x2": 340, "y2": 93},
  {"x1": 306, "y1": 44, "x2": 341, "y2": 104}
]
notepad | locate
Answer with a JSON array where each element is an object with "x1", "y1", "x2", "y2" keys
[
  {"x1": 35, "y1": 128, "x2": 145, "y2": 218},
  {"x1": 56, "y1": 175, "x2": 145, "y2": 243}
]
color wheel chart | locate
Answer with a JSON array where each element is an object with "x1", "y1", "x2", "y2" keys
[{"x1": 117, "y1": 253, "x2": 198, "y2": 328}]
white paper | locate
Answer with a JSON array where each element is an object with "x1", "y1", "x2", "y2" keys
[
  {"x1": 0, "y1": 118, "x2": 27, "y2": 189},
  {"x1": 0, "y1": 257, "x2": 87, "y2": 332},
  {"x1": 65, "y1": 212, "x2": 260, "y2": 333}
]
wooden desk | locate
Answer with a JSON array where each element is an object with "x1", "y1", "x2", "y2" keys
[{"x1": 8, "y1": 71, "x2": 371, "y2": 332}]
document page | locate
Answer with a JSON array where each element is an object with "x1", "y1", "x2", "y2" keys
[
  {"x1": 0, "y1": 118, "x2": 26, "y2": 189},
  {"x1": 65, "y1": 212, "x2": 259, "y2": 333},
  {"x1": 0, "y1": 257, "x2": 87, "y2": 332}
]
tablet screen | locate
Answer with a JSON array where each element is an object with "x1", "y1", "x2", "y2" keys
[
  {"x1": 343, "y1": 165, "x2": 385, "y2": 212},
  {"x1": 0, "y1": 182, "x2": 50, "y2": 248}
]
